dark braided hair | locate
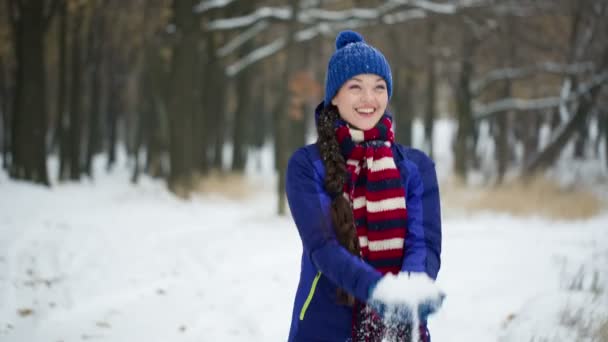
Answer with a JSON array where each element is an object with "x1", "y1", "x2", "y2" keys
[{"x1": 316, "y1": 104, "x2": 360, "y2": 306}]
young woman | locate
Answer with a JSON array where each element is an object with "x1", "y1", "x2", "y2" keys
[{"x1": 286, "y1": 30, "x2": 443, "y2": 342}]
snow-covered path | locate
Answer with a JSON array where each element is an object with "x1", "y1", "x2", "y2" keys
[{"x1": 1, "y1": 169, "x2": 606, "y2": 341}]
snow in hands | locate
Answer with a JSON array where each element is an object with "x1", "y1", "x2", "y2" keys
[{"x1": 370, "y1": 272, "x2": 445, "y2": 342}]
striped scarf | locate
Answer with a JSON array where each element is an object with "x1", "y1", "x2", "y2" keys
[
  {"x1": 336, "y1": 115, "x2": 407, "y2": 273},
  {"x1": 335, "y1": 115, "x2": 411, "y2": 341}
]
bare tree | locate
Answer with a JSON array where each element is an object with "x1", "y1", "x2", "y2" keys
[{"x1": 7, "y1": 0, "x2": 59, "y2": 185}]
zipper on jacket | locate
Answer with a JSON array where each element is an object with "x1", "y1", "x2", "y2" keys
[{"x1": 299, "y1": 272, "x2": 322, "y2": 320}]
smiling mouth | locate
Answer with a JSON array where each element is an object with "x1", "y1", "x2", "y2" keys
[{"x1": 355, "y1": 108, "x2": 376, "y2": 116}]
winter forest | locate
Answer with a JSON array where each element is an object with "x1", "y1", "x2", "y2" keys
[{"x1": 0, "y1": 0, "x2": 607, "y2": 341}]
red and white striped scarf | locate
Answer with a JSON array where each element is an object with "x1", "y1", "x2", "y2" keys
[
  {"x1": 336, "y1": 115, "x2": 412, "y2": 341},
  {"x1": 336, "y1": 115, "x2": 408, "y2": 274}
]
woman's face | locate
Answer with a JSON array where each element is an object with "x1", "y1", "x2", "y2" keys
[{"x1": 331, "y1": 73, "x2": 388, "y2": 131}]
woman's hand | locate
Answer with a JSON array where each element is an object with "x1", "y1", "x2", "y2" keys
[{"x1": 368, "y1": 272, "x2": 445, "y2": 323}]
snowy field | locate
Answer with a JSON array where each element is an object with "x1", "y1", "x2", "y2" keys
[{"x1": 1, "y1": 120, "x2": 607, "y2": 341}]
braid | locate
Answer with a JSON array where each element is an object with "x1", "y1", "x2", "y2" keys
[{"x1": 316, "y1": 105, "x2": 360, "y2": 306}]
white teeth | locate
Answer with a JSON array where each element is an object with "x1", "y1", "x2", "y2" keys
[{"x1": 356, "y1": 108, "x2": 375, "y2": 114}]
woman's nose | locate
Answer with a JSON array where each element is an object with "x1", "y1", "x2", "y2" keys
[{"x1": 360, "y1": 87, "x2": 373, "y2": 101}]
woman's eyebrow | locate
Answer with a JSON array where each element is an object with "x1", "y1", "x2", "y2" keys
[{"x1": 350, "y1": 77, "x2": 363, "y2": 82}]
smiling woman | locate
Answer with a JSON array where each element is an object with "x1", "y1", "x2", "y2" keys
[
  {"x1": 285, "y1": 30, "x2": 445, "y2": 342},
  {"x1": 331, "y1": 74, "x2": 389, "y2": 131}
]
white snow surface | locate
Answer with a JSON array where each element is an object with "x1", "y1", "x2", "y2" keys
[{"x1": 1, "y1": 140, "x2": 607, "y2": 341}]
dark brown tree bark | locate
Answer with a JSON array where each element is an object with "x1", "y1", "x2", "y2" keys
[
  {"x1": 602, "y1": 109, "x2": 608, "y2": 167},
  {"x1": 393, "y1": 66, "x2": 414, "y2": 147},
  {"x1": 573, "y1": 115, "x2": 587, "y2": 159},
  {"x1": 191, "y1": 42, "x2": 206, "y2": 175},
  {"x1": 210, "y1": 65, "x2": 226, "y2": 171},
  {"x1": 0, "y1": 54, "x2": 10, "y2": 170},
  {"x1": 229, "y1": 1, "x2": 257, "y2": 173},
  {"x1": 9, "y1": 0, "x2": 52, "y2": 185},
  {"x1": 522, "y1": 113, "x2": 541, "y2": 167},
  {"x1": 388, "y1": 23, "x2": 414, "y2": 147},
  {"x1": 167, "y1": 0, "x2": 199, "y2": 195},
  {"x1": 424, "y1": 20, "x2": 437, "y2": 159},
  {"x1": 231, "y1": 61, "x2": 252, "y2": 172},
  {"x1": 453, "y1": 29, "x2": 476, "y2": 181},
  {"x1": 56, "y1": 0, "x2": 69, "y2": 180},
  {"x1": 144, "y1": 35, "x2": 168, "y2": 179},
  {"x1": 68, "y1": 4, "x2": 85, "y2": 180},
  {"x1": 204, "y1": 11, "x2": 229, "y2": 173},
  {"x1": 495, "y1": 80, "x2": 511, "y2": 185},
  {"x1": 85, "y1": 3, "x2": 104, "y2": 178},
  {"x1": 106, "y1": 58, "x2": 123, "y2": 172}
]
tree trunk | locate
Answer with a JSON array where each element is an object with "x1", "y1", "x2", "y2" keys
[
  {"x1": 0, "y1": 54, "x2": 9, "y2": 170},
  {"x1": 211, "y1": 74, "x2": 226, "y2": 171},
  {"x1": 68, "y1": 5, "x2": 84, "y2": 180},
  {"x1": 10, "y1": 0, "x2": 49, "y2": 185},
  {"x1": 144, "y1": 37, "x2": 167, "y2": 179},
  {"x1": 168, "y1": 0, "x2": 198, "y2": 195},
  {"x1": 204, "y1": 17, "x2": 227, "y2": 172},
  {"x1": 393, "y1": 66, "x2": 413, "y2": 147},
  {"x1": 277, "y1": 0, "x2": 300, "y2": 215},
  {"x1": 106, "y1": 61, "x2": 121, "y2": 171},
  {"x1": 56, "y1": 0, "x2": 70, "y2": 180},
  {"x1": 495, "y1": 81, "x2": 511, "y2": 185},
  {"x1": 192, "y1": 44, "x2": 206, "y2": 175},
  {"x1": 524, "y1": 83, "x2": 604, "y2": 174},
  {"x1": 522, "y1": 113, "x2": 541, "y2": 166},
  {"x1": 453, "y1": 31, "x2": 475, "y2": 181},
  {"x1": 602, "y1": 108, "x2": 608, "y2": 167},
  {"x1": 85, "y1": 5, "x2": 104, "y2": 178},
  {"x1": 424, "y1": 20, "x2": 437, "y2": 158},
  {"x1": 231, "y1": 63, "x2": 252, "y2": 172},
  {"x1": 210, "y1": 64, "x2": 226, "y2": 171},
  {"x1": 132, "y1": 87, "x2": 145, "y2": 184},
  {"x1": 573, "y1": 115, "x2": 587, "y2": 159}
]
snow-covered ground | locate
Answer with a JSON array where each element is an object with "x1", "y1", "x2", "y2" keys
[{"x1": 1, "y1": 119, "x2": 607, "y2": 341}]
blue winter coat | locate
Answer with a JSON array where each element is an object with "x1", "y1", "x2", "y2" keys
[{"x1": 286, "y1": 142, "x2": 442, "y2": 342}]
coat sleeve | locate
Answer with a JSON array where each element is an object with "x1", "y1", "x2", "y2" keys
[
  {"x1": 400, "y1": 151, "x2": 442, "y2": 280},
  {"x1": 286, "y1": 148, "x2": 382, "y2": 302},
  {"x1": 400, "y1": 161, "x2": 427, "y2": 274}
]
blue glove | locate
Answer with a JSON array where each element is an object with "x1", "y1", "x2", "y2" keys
[{"x1": 417, "y1": 291, "x2": 445, "y2": 322}]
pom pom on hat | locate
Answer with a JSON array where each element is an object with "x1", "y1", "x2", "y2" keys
[
  {"x1": 323, "y1": 30, "x2": 392, "y2": 107},
  {"x1": 335, "y1": 30, "x2": 364, "y2": 49}
]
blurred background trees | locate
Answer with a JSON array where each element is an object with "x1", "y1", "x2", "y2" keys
[{"x1": 0, "y1": 0, "x2": 606, "y2": 213}]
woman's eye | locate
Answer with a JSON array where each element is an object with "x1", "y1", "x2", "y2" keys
[
  {"x1": 349, "y1": 84, "x2": 361, "y2": 90},
  {"x1": 376, "y1": 85, "x2": 386, "y2": 90}
]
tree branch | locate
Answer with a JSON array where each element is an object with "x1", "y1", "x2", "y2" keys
[
  {"x1": 223, "y1": 7, "x2": 429, "y2": 77},
  {"x1": 194, "y1": 0, "x2": 237, "y2": 14},
  {"x1": 524, "y1": 77, "x2": 607, "y2": 174},
  {"x1": 207, "y1": 0, "x2": 484, "y2": 31},
  {"x1": 474, "y1": 71, "x2": 608, "y2": 121},
  {"x1": 472, "y1": 61, "x2": 596, "y2": 95}
]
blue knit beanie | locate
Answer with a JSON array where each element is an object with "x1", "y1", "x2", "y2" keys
[{"x1": 323, "y1": 30, "x2": 393, "y2": 107}]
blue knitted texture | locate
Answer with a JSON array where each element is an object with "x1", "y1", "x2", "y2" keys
[{"x1": 324, "y1": 30, "x2": 393, "y2": 106}]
